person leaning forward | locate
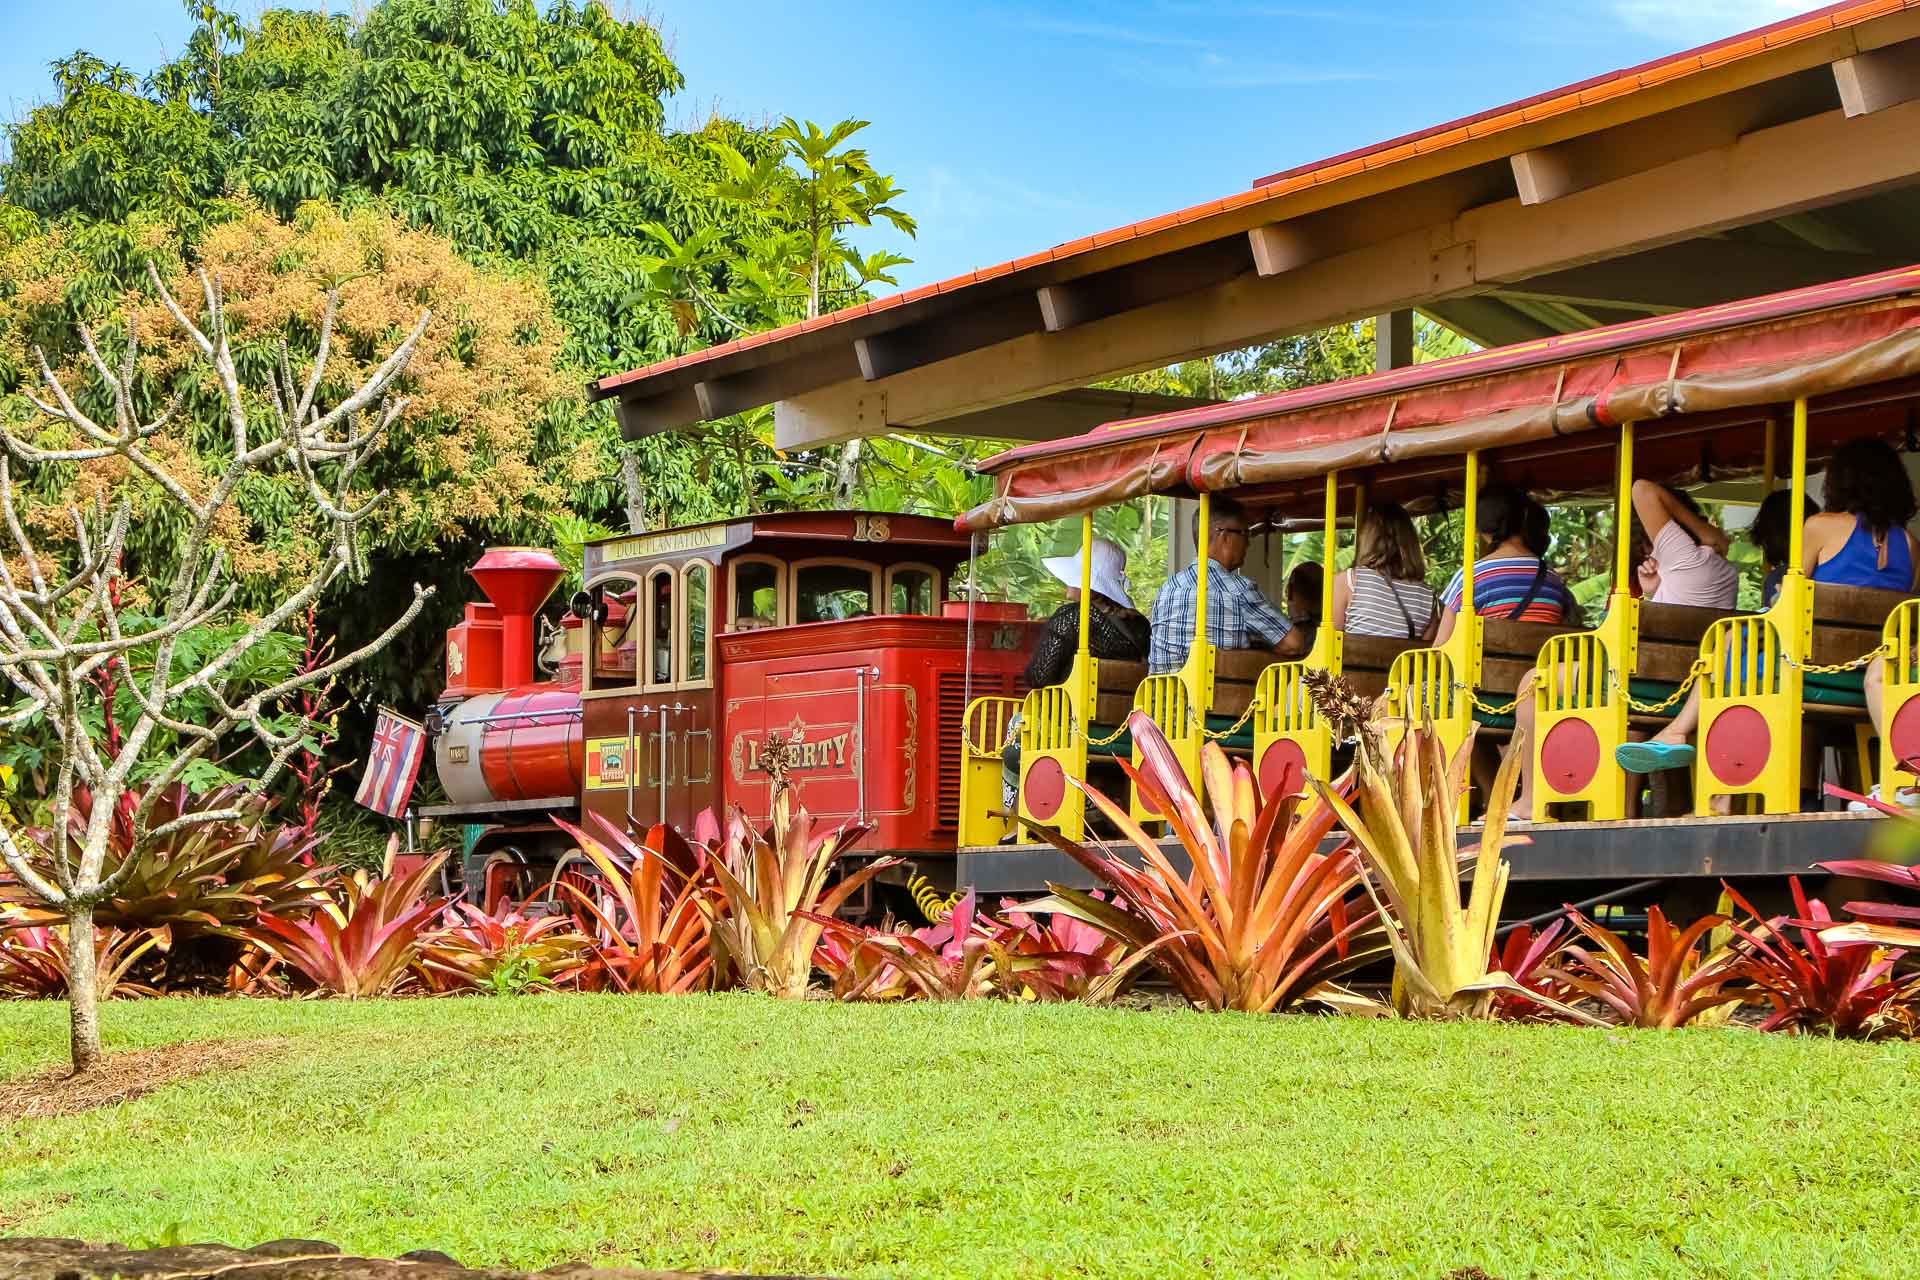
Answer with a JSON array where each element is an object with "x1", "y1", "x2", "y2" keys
[{"x1": 1148, "y1": 497, "x2": 1308, "y2": 674}]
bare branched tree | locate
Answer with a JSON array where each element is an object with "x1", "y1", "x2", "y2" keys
[{"x1": 0, "y1": 265, "x2": 435, "y2": 1073}]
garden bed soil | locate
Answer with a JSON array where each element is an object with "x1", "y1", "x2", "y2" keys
[
  {"x1": 0, "y1": 1039, "x2": 284, "y2": 1120},
  {"x1": 0, "y1": 1240, "x2": 836, "y2": 1280}
]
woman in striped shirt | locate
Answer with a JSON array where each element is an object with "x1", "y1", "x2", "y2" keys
[
  {"x1": 1332, "y1": 502, "x2": 1440, "y2": 643},
  {"x1": 1433, "y1": 486, "x2": 1581, "y2": 646}
]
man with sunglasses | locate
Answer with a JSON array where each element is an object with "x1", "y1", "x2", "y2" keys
[{"x1": 1148, "y1": 497, "x2": 1308, "y2": 673}]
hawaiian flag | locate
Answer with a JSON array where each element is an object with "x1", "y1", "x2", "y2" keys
[{"x1": 355, "y1": 708, "x2": 427, "y2": 819}]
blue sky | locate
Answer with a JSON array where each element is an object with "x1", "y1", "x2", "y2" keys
[{"x1": 2, "y1": 1, "x2": 1808, "y2": 288}]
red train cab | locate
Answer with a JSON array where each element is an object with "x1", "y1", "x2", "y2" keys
[{"x1": 423, "y1": 513, "x2": 1031, "y2": 909}]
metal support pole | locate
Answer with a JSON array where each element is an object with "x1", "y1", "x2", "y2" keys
[
  {"x1": 1076, "y1": 512, "x2": 1094, "y2": 657},
  {"x1": 658, "y1": 703, "x2": 673, "y2": 825},
  {"x1": 1462, "y1": 452, "x2": 1480, "y2": 618},
  {"x1": 1615, "y1": 424, "x2": 1635, "y2": 589},
  {"x1": 625, "y1": 704, "x2": 639, "y2": 833},
  {"x1": 1788, "y1": 397, "x2": 1809, "y2": 575},
  {"x1": 1193, "y1": 492, "x2": 1212, "y2": 650},
  {"x1": 855, "y1": 665, "x2": 874, "y2": 822}
]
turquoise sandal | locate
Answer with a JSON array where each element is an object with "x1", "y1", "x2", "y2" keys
[{"x1": 1615, "y1": 741, "x2": 1695, "y2": 774}]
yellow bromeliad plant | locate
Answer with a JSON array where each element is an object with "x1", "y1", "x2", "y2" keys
[{"x1": 1306, "y1": 672, "x2": 1601, "y2": 1023}]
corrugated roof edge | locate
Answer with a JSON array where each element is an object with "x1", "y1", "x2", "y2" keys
[
  {"x1": 587, "y1": 0, "x2": 1908, "y2": 403},
  {"x1": 974, "y1": 262, "x2": 1920, "y2": 476}
]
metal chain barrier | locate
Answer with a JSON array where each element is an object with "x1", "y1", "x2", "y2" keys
[
  {"x1": 1623, "y1": 658, "x2": 1707, "y2": 714},
  {"x1": 1781, "y1": 640, "x2": 1893, "y2": 675},
  {"x1": 1201, "y1": 697, "x2": 1260, "y2": 741}
]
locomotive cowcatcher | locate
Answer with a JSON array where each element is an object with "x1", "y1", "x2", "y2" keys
[{"x1": 420, "y1": 512, "x2": 1029, "y2": 910}]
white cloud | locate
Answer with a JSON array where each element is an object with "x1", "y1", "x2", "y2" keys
[
  {"x1": 1012, "y1": 17, "x2": 1212, "y2": 48},
  {"x1": 1604, "y1": 1, "x2": 1806, "y2": 41}
]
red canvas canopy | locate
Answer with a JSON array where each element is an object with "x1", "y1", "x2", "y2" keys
[{"x1": 960, "y1": 264, "x2": 1920, "y2": 530}]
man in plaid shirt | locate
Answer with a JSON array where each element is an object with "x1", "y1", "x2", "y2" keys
[{"x1": 1149, "y1": 497, "x2": 1308, "y2": 673}]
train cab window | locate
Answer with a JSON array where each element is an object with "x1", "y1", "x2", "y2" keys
[
  {"x1": 886, "y1": 564, "x2": 939, "y2": 615},
  {"x1": 795, "y1": 562, "x2": 876, "y2": 623},
  {"x1": 646, "y1": 567, "x2": 675, "y2": 686},
  {"x1": 732, "y1": 558, "x2": 782, "y2": 630},
  {"x1": 683, "y1": 561, "x2": 711, "y2": 685}
]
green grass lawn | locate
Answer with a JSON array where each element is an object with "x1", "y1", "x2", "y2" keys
[{"x1": 1, "y1": 997, "x2": 1916, "y2": 1279}]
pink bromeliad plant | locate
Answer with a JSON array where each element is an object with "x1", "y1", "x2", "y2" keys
[
  {"x1": 247, "y1": 843, "x2": 447, "y2": 998},
  {"x1": 1020, "y1": 710, "x2": 1389, "y2": 1014}
]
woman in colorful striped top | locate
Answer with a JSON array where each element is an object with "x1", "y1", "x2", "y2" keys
[{"x1": 1432, "y1": 486, "x2": 1581, "y2": 646}]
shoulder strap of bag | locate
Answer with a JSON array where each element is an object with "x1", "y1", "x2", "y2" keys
[{"x1": 1508, "y1": 560, "x2": 1551, "y2": 620}]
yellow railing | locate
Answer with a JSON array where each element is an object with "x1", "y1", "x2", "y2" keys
[
  {"x1": 1880, "y1": 599, "x2": 1920, "y2": 793},
  {"x1": 957, "y1": 694, "x2": 1024, "y2": 848}
]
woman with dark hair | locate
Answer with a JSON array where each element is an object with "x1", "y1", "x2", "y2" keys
[
  {"x1": 1433, "y1": 484, "x2": 1580, "y2": 646},
  {"x1": 1804, "y1": 438, "x2": 1919, "y2": 590},
  {"x1": 1751, "y1": 488, "x2": 1819, "y2": 607}
]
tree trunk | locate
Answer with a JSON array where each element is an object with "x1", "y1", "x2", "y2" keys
[
  {"x1": 833, "y1": 438, "x2": 862, "y2": 506},
  {"x1": 66, "y1": 903, "x2": 103, "y2": 1074},
  {"x1": 619, "y1": 450, "x2": 648, "y2": 533}
]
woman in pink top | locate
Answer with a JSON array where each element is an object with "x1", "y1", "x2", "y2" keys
[
  {"x1": 1632, "y1": 480, "x2": 1739, "y2": 609},
  {"x1": 1509, "y1": 482, "x2": 1736, "y2": 817}
]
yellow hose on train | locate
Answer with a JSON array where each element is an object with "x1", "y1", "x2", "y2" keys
[{"x1": 907, "y1": 871, "x2": 959, "y2": 923}]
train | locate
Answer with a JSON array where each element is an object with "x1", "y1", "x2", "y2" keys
[{"x1": 418, "y1": 512, "x2": 1029, "y2": 910}]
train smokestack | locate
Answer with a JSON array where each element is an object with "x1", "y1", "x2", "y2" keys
[{"x1": 468, "y1": 547, "x2": 564, "y2": 689}]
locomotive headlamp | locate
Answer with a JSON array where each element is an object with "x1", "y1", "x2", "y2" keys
[{"x1": 569, "y1": 589, "x2": 607, "y2": 625}]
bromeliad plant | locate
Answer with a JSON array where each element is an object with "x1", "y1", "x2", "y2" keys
[
  {"x1": 5, "y1": 785, "x2": 331, "y2": 940},
  {"x1": 1543, "y1": 906, "x2": 1749, "y2": 1029},
  {"x1": 1815, "y1": 855, "x2": 1920, "y2": 948},
  {"x1": 248, "y1": 843, "x2": 448, "y2": 998},
  {"x1": 705, "y1": 777, "x2": 900, "y2": 999},
  {"x1": 420, "y1": 901, "x2": 592, "y2": 995},
  {"x1": 1024, "y1": 710, "x2": 1388, "y2": 1014},
  {"x1": 822, "y1": 890, "x2": 1122, "y2": 1002},
  {"x1": 1306, "y1": 674, "x2": 1597, "y2": 1022},
  {"x1": 0, "y1": 911, "x2": 161, "y2": 1000},
  {"x1": 1723, "y1": 878, "x2": 1916, "y2": 1037},
  {"x1": 1487, "y1": 918, "x2": 1576, "y2": 1022},
  {"x1": 556, "y1": 817, "x2": 715, "y2": 996}
]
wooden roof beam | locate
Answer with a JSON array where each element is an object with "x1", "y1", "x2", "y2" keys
[
  {"x1": 1036, "y1": 238, "x2": 1254, "y2": 333},
  {"x1": 772, "y1": 97, "x2": 1920, "y2": 449},
  {"x1": 1834, "y1": 37, "x2": 1920, "y2": 117}
]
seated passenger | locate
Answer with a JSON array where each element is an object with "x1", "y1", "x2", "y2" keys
[
  {"x1": 1753, "y1": 488, "x2": 1819, "y2": 609},
  {"x1": 1333, "y1": 502, "x2": 1439, "y2": 642},
  {"x1": 1147, "y1": 497, "x2": 1308, "y2": 673},
  {"x1": 1512, "y1": 482, "x2": 1737, "y2": 814},
  {"x1": 1286, "y1": 562, "x2": 1324, "y2": 653},
  {"x1": 1433, "y1": 485, "x2": 1581, "y2": 647},
  {"x1": 1001, "y1": 537, "x2": 1150, "y2": 819},
  {"x1": 1616, "y1": 441, "x2": 1918, "y2": 805}
]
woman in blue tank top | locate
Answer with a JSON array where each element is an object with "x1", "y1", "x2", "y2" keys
[
  {"x1": 1805, "y1": 439, "x2": 1920, "y2": 808},
  {"x1": 1804, "y1": 438, "x2": 1920, "y2": 590}
]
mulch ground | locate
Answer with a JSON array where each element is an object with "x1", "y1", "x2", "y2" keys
[{"x1": 0, "y1": 1038, "x2": 284, "y2": 1121}]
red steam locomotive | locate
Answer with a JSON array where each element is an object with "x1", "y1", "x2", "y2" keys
[{"x1": 419, "y1": 513, "x2": 1028, "y2": 909}]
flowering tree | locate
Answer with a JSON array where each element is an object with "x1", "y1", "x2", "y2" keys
[{"x1": 0, "y1": 263, "x2": 432, "y2": 1073}]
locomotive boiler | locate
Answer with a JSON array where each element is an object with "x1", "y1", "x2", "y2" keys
[{"x1": 419, "y1": 513, "x2": 1032, "y2": 909}]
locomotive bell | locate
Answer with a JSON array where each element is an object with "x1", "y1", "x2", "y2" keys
[{"x1": 468, "y1": 547, "x2": 565, "y2": 689}]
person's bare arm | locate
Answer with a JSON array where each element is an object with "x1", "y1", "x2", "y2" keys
[
  {"x1": 1433, "y1": 604, "x2": 1458, "y2": 647},
  {"x1": 1331, "y1": 569, "x2": 1353, "y2": 632},
  {"x1": 1275, "y1": 628, "x2": 1310, "y2": 659}
]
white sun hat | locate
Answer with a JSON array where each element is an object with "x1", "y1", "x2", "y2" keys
[{"x1": 1041, "y1": 536, "x2": 1133, "y2": 609}]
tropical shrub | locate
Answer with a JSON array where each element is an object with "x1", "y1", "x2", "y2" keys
[
  {"x1": 0, "y1": 914, "x2": 160, "y2": 1000},
  {"x1": 821, "y1": 890, "x2": 1116, "y2": 1002},
  {"x1": 1723, "y1": 879, "x2": 1916, "y2": 1038},
  {"x1": 1304, "y1": 675, "x2": 1591, "y2": 1021},
  {"x1": 705, "y1": 782, "x2": 900, "y2": 998},
  {"x1": 248, "y1": 846, "x2": 447, "y2": 997},
  {"x1": 1543, "y1": 907, "x2": 1748, "y2": 1029},
  {"x1": 5, "y1": 785, "x2": 330, "y2": 939},
  {"x1": 1816, "y1": 856, "x2": 1920, "y2": 948},
  {"x1": 555, "y1": 818, "x2": 715, "y2": 996},
  {"x1": 998, "y1": 892, "x2": 1160, "y2": 1005},
  {"x1": 1488, "y1": 918, "x2": 1576, "y2": 1022},
  {"x1": 1024, "y1": 711, "x2": 1387, "y2": 1013},
  {"x1": 420, "y1": 902, "x2": 592, "y2": 996}
]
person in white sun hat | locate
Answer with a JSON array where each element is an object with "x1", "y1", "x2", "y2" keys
[{"x1": 1000, "y1": 536, "x2": 1151, "y2": 829}]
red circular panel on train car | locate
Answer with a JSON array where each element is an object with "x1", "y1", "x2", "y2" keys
[
  {"x1": 1704, "y1": 705, "x2": 1771, "y2": 787},
  {"x1": 1540, "y1": 719, "x2": 1600, "y2": 794},
  {"x1": 1888, "y1": 698, "x2": 1920, "y2": 774},
  {"x1": 1024, "y1": 757, "x2": 1067, "y2": 821},
  {"x1": 1258, "y1": 740, "x2": 1307, "y2": 800}
]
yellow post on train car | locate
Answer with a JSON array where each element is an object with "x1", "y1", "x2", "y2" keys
[
  {"x1": 1694, "y1": 399, "x2": 1811, "y2": 814},
  {"x1": 1251, "y1": 472, "x2": 1343, "y2": 798},
  {"x1": 957, "y1": 693, "x2": 1023, "y2": 846},
  {"x1": 1387, "y1": 452, "x2": 1481, "y2": 819},
  {"x1": 1132, "y1": 494, "x2": 1213, "y2": 821},
  {"x1": 1017, "y1": 513, "x2": 1099, "y2": 841},
  {"x1": 1530, "y1": 425, "x2": 1639, "y2": 821},
  {"x1": 1878, "y1": 601, "x2": 1920, "y2": 794}
]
